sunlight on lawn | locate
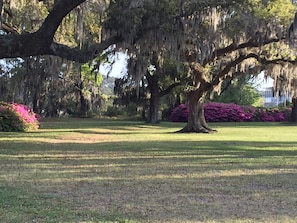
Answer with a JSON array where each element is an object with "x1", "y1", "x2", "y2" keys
[{"x1": 1, "y1": 119, "x2": 297, "y2": 223}]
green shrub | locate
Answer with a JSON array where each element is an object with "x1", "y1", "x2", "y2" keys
[
  {"x1": 126, "y1": 103, "x2": 138, "y2": 116},
  {"x1": 0, "y1": 102, "x2": 40, "y2": 132},
  {"x1": 105, "y1": 106, "x2": 124, "y2": 117}
]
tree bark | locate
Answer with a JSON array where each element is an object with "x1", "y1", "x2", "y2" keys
[
  {"x1": 149, "y1": 90, "x2": 160, "y2": 123},
  {"x1": 78, "y1": 76, "x2": 90, "y2": 117},
  {"x1": 145, "y1": 62, "x2": 181, "y2": 123},
  {"x1": 0, "y1": 0, "x2": 121, "y2": 63},
  {"x1": 291, "y1": 98, "x2": 297, "y2": 122},
  {"x1": 146, "y1": 71, "x2": 160, "y2": 123},
  {"x1": 177, "y1": 90, "x2": 216, "y2": 133},
  {"x1": 79, "y1": 93, "x2": 89, "y2": 117}
]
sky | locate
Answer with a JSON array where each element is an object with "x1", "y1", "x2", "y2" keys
[
  {"x1": 253, "y1": 71, "x2": 274, "y2": 90},
  {"x1": 99, "y1": 52, "x2": 127, "y2": 78}
]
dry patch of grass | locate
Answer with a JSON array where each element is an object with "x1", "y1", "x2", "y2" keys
[{"x1": 1, "y1": 119, "x2": 297, "y2": 222}]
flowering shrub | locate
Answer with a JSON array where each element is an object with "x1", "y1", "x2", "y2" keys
[
  {"x1": 170, "y1": 103, "x2": 189, "y2": 122},
  {"x1": 204, "y1": 102, "x2": 251, "y2": 122},
  {"x1": 0, "y1": 102, "x2": 40, "y2": 132},
  {"x1": 252, "y1": 107, "x2": 291, "y2": 122},
  {"x1": 170, "y1": 102, "x2": 291, "y2": 123}
]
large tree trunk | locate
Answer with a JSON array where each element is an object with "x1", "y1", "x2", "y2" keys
[
  {"x1": 78, "y1": 80, "x2": 90, "y2": 117},
  {"x1": 32, "y1": 94, "x2": 41, "y2": 114},
  {"x1": 146, "y1": 71, "x2": 160, "y2": 124},
  {"x1": 148, "y1": 84, "x2": 160, "y2": 123},
  {"x1": 80, "y1": 94, "x2": 89, "y2": 117},
  {"x1": 178, "y1": 90, "x2": 216, "y2": 133},
  {"x1": 291, "y1": 98, "x2": 297, "y2": 122},
  {"x1": 149, "y1": 95, "x2": 160, "y2": 123}
]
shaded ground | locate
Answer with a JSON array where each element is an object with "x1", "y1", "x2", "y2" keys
[{"x1": 1, "y1": 120, "x2": 297, "y2": 222}]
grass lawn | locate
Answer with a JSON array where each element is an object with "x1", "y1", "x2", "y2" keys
[{"x1": 1, "y1": 118, "x2": 297, "y2": 223}]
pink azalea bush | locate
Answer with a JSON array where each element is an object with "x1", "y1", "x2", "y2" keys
[
  {"x1": 170, "y1": 103, "x2": 189, "y2": 122},
  {"x1": 204, "y1": 102, "x2": 253, "y2": 122},
  {"x1": 0, "y1": 102, "x2": 40, "y2": 132},
  {"x1": 170, "y1": 102, "x2": 291, "y2": 123},
  {"x1": 252, "y1": 107, "x2": 290, "y2": 122}
]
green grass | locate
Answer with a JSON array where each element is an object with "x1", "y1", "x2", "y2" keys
[{"x1": 1, "y1": 118, "x2": 297, "y2": 222}]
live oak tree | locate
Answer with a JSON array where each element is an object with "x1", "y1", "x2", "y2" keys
[
  {"x1": 0, "y1": 0, "x2": 109, "y2": 116},
  {"x1": 106, "y1": 0, "x2": 297, "y2": 132},
  {"x1": 178, "y1": 0, "x2": 297, "y2": 132},
  {"x1": 144, "y1": 56, "x2": 186, "y2": 123},
  {"x1": 104, "y1": 0, "x2": 245, "y2": 130},
  {"x1": 114, "y1": 56, "x2": 187, "y2": 122},
  {"x1": 0, "y1": 0, "x2": 116, "y2": 62},
  {"x1": 125, "y1": 54, "x2": 185, "y2": 123}
]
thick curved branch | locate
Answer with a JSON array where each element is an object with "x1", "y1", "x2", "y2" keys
[
  {"x1": 49, "y1": 35, "x2": 122, "y2": 63},
  {"x1": 0, "y1": 0, "x2": 121, "y2": 62},
  {"x1": 37, "y1": 0, "x2": 86, "y2": 42},
  {"x1": 213, "y1": 54, "x2": 255, "y2": 86},
  {"x1": 204, "y1": 37, "x2": 285, "y2": 66},
  {"x1": 180, "y1": 35, "x2": 285, "y2": 66},
  {"x1": 0, "y1": 32, "x2": 42, "y2": 58},
  {"x1": 0, "y1": 0, "x2": 88, "y2": 60},
  {"x1": 0, "y1": 32, "x2": 122, "y2": 62},
  {"x1": 211, "y1": 53, "x2": 297, "y2": 88}
]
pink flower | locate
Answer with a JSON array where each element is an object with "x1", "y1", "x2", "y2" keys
[
  {"x1": 170, "y1": 102, "x2": 290, "y2": 123},
  {"x1": 0, "y1": 102, "x2": 40, "y2": 131}
]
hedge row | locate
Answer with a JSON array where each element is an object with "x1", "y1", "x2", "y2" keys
[{"x1": 171, "y1": 102, "x2": 291, "y2": 123}]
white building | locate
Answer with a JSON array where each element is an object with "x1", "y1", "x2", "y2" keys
[
  {"x1": 259, "y1": 87, "x2": 291, "y2": 107},
  {"x1": 256, "y1": 74, "x2": 291, "y2": 107}
]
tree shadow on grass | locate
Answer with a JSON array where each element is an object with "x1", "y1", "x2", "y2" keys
[{"x1": 1, "y1": 139, "x2": 297, "y2": 222}]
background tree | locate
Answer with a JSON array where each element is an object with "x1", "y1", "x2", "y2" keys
[
  {"x1": 212, "y1": 75, "x2": 262, "y2": 106},
  {"x1": 113, "y1": 75, "x2": 147, "y2": 118},
  {"x1": 128, "y1": 54, "x2": 185, "y2": 123},
  {"x1": 114, "y1": 55, "x2": 187, "y2": 122}
]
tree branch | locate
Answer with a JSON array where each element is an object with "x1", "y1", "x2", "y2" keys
[
  {"x1": 37, "y1": 0, "x2": 86, "y2": 42},
  {"x1": 204, "y1": 36, "x2": 285, "y2": 66},
  {"x1": 211, "y1": 53, "x2": 297, "y2": 88},
  {"x1": 49, "y1": 35, "x2": 122, "y2": 63},
  {"x1": 160, "y1": 82, "x2": 181, "y2": 97},
  {"x1": 0, "y1": 0, "x2": 88, "y2": 59},
  {"x1": 0, "y1": 0, "x2": 124, "y2": 62}
]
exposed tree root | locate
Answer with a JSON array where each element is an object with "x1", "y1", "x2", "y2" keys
[{"x1": 176, "y1": 125, "x2": 217, "y2": 134}]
